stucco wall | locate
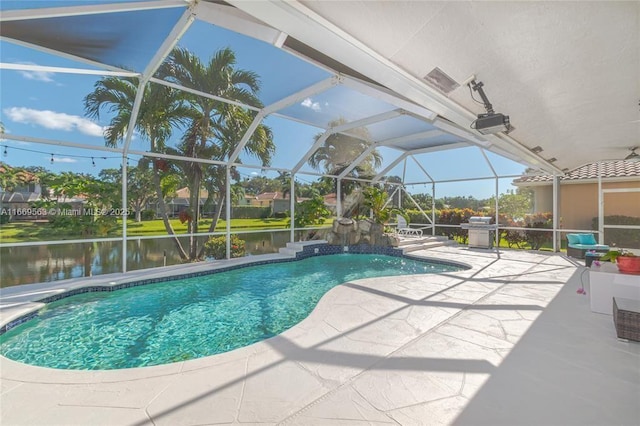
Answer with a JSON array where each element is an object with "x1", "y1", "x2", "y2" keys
[
  {"x1": 534, "y1": 186, "x2": 553, "y2": 213},
  {"x1": 533, "y1": 181, "x2": 640, "y2": 230}
]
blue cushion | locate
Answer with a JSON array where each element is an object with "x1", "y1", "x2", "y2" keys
[
  {"x1": 569, "y1": 243, "x2": 609, "y2": 250},
  {"x1": 566, "y1": 234, "x2": 581, "y2": 245},
  {"x1": 578, "y1": 234, "x2": 597, "y2": 245}
]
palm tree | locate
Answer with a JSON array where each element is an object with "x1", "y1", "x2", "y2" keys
[
  {"x1": 309, "y1": 118, "x2": 382, "y2": 201},
  {"x1": 84, "y1": 76, "x2": 192, "y2": 259},
  {"x1": 162, "y1": 47, "x2": 275, "y2": 259},
  {"x1": 309, "y1": 118, "x2": 381, "y2": 174},
  {"x1": 308, "y1": 118, "x2": 381, "y2": 218}
]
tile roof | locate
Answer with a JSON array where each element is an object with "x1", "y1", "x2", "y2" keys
[
  {"x1": 514, "y1": 161, "x2": 640, "y2": 184},
  {"x1": 255, "y1": 191, "x2": 289, "y2": 200}
]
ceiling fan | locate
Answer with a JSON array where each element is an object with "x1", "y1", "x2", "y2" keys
[{"x1": 625, "y1": 146, "x2": 640, "y2": 161}]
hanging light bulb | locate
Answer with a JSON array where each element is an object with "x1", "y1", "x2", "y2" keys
[
  {"x1": 92, "y1": 157, "x2": 96, "y2": 167},
  {"x1": 3, "y1": 146, "x2": 7, "y2": 158},
  {"x1": 50, "y1": 154, "x2": 54, "y2": 164}
]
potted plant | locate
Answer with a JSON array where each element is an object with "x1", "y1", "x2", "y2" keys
[{"x1": 600, "y1": 249, "x2": 640, "y2": 274}]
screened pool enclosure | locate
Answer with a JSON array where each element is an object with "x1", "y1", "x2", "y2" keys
[{"x1": 1, "y1": 1, "x2": 638, "y2": 286}]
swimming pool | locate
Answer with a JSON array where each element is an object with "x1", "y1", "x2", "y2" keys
[{"x1": 0, "y1": 254, "x2": 465, "y2": 370}]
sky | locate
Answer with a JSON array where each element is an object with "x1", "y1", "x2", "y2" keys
[{"x1": 0, "y1": 2, "x2": 526, "y2": 199}]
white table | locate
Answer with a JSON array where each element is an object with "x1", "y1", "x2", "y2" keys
[{"x1": 589, "y1": 262, "x2": 640, "y2": 314}]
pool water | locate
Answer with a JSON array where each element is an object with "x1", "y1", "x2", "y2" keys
[{"x1": 0, "y1": 254, "x2": 463, "y2": 370}]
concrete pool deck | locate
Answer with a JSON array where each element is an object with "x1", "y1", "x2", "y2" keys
[{"x1": 1, "y1": 246, "x2": 639, "y2": 425}]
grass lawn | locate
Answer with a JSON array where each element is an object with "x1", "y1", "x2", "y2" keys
[{"x1": 0, "y1": 217, "x2": 294, "y2": 243}]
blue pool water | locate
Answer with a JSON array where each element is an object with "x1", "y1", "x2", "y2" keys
[{"x1": 0, "y1": 254, "x2": 464, "y2": 370}]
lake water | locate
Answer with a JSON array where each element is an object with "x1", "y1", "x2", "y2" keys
[{"x1": 0, "y1": 231, "x2": 296, "y2": 287}]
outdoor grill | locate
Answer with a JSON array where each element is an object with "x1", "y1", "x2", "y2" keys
[{"x1": 461, "y1": 216, "x2": 497, "y2": 249}]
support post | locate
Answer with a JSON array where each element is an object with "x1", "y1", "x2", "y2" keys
[
  {"x1": 494, "y1": 177, "x2": 499, "y2": 248},
  {"x1": 290, "y1": 175, "x2": 295, "y2": 243},
  {"x1": 431, "y1": 183, "x2": 436, "y2": 236},
  {"x1": 337, "y1": 178, "x2": 342, "y2": 218},
  {"x1": 553, "y1": 175, "x2": 560, "y2": 252},
  {"x1": 121, "y1": 155, "x2": 128, "y2": 273},
  {"x1": 226, "y1": 166, "x2": 231, "y2": 259},
  {"x1": 598, "y1": 162, "x2": 604, "y2": 244}
]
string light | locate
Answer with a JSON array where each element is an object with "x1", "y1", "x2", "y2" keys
[{"x1": 0, "y1": 144, "x2": 119, "y2": 165}]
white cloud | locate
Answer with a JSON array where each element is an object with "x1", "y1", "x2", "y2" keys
[
  {"x1": 17, "y1": 62, "x2": 55, "y2": 83},
  {"x1": 301, "y1": 97, "x2": 321, "y2": 112},
  {"x1": 19, "y1": 70, "x2": 54, "y2": 83},
  {"x1": 3, "y1": 107, "x2": 105, "y2": 137},
  {"x1": 52, "y1": 157, "x2": 77, "y2": 163}
]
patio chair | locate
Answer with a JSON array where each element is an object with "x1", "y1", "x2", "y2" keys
[
  {"x1": 566, "y1": 233, "x2": 609, "y2": 259},
  {"x1": 396, "y1": 215, "x2": 423, "y2": 238}
]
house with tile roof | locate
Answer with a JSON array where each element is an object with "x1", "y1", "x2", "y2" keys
[{"x1": 513, "y1": 161, "x2": 640, "y2": 231}]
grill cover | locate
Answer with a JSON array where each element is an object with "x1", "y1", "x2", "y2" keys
[{"x1": 468, "y1": 216, "x2": 492, "y2": 225}]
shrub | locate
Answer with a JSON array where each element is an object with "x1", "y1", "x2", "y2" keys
[
  {"x1": 592, "y1": 215, "x2": 640, "y2": 248},
  {"x1": 437, "y1": 208, "x2": 477, "y2": 243},
  {"x1": 231, "y1": 206, "x2": 271, "y2": 219},
  {"x1": 141, "y1": 209, "x2": 155, "y2": 221},
  {"x1": 523, "y1": 212, "x2": 553, "y2": 250},
  {"x1": 404, "y1": 208, "x2": 434, "y2": 224},
  {"x1": 204, "y1": 234, "x2": 246, "y2": 259}
]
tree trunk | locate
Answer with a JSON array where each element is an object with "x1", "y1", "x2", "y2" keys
[
  {"x1": 188, "y1": 165, "x2": 202, "y2": 260},
  {"x1": 197, "y1": 193, "x2": 225, "y2": 259},
  {"x1": 135, "y1": 204, "x2": 142, "y2": 222},
  {"x1": 152, "y1": 162, "x2": 188, "y2": 261}
]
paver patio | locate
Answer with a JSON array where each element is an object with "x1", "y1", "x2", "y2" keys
[{"x1": 1, "y1": 247, "x2": 638, "y2": 425}]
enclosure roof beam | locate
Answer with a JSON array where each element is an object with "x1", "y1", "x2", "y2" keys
[
  {"x1": 227, "y1": 111, "x2": 267, "y2": 165},
  {"x1": 123, "y1": 5, "x2": 197, "y2": 155},
  {"x1": 372, "y1": 151, "x2": 410, "y2": 182},
  {"x1": 410, "y1": 155, "x2": 435, "y2": 184},
  {"x1": 336, "y1": 144, "x2": 377, "y2": 179},
  {"x1": 0, "y1": 0, "x2": 186, "y2": 22},
  {"x1": 228, "y1": 77, "x2": 339, "y2": 164},
  {"x1": 332, "y1": 109, "x2": 404, "y2": 133},
  {"x1": 263, "y1": 76, "x2": 339, "y2": 115},
  {"x1": 290, "y1": 109, "x2": 403, "y2": 174},
  {"x1": 0, "y1": 63, "x2": 140, "y2": 78},
  {"x1": 405, "y1": 141, "x2": 469, "y2": 156},
  {"x1": 292, "y1": 131, "x2": 331, "y2": 173},
  {"x1": 150, "y1": 77, "x2": 262, "y2": 112},
  {"x1": 376, "y1": 129, "x2": 444, "y2": 148},
  {"x1": 479, "y1": 147, "x2": 498, "y2": 178},
  {"x1": 341, "y1": 76, "x2": 437, "y2": 121}
]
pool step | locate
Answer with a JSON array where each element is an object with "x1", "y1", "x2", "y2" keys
[
  {"x1": 399, "y1": 235, "x2": 457, "y2": 253},
  {"x1": 278, "y1": 240, "x2": 328, "y2": 257},
  {"x1": 277, "y1": 237, "x2": 454, "y2": 256}
]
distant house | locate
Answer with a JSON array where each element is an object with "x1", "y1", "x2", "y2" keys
[
  {"x1": 159, "y1": 187, "x2": 214, "y2": 217},
  {"x1": 513, "y1": 161, "x2": 640, "y2": 230},
  {"x1": 0, "y1": 165, "x2": 44, "y2": 220},
  {"x1": 252, "y1": 192, "x2": 291, "y2": 214}
]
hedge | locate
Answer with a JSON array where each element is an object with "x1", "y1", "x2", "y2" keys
[{"x1": 592, "y1": 215, "x2": 640, "y2": 248}]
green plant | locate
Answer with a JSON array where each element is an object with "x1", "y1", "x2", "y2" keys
[
  {"x1": 600, "y1": 249, "x2": 636, "y2": 262},
  {"x1": 203, "y1": 234, "x2": 246, "y2": 260},
  {"x1": 523, "y1": 212, "x2": 553, "y2": 250},
  {"x1": 362, "y1": 186, "x2": 405, "y2": 225}
]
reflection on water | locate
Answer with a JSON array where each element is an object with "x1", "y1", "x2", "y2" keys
[{"x1": 0, "y1": 231, "x2": 291, "y2": 287}]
